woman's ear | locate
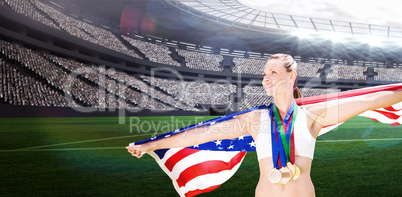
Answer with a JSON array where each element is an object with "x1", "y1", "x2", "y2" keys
[{"x1": 290, "y1": 70, "x2": 297, "y2": 83}]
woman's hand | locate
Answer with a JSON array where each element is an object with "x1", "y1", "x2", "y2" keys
[{"x1": 126, "y1": 143, "x2": 152, "y2": 158}]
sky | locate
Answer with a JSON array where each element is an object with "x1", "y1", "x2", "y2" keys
[{"x1": 238, "y1": 0, "x2": 402, "y2": 28}]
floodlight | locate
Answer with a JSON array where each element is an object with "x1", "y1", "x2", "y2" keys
[
  {"x1": 293, "y1": 30, "x2": 311, "y2": 39},
  {"x1": 360, "y1": 35, "x2": 384, "y2": 46},
  {"x1": 328, "y1": 32, "x2": 345, "y2": 43}
]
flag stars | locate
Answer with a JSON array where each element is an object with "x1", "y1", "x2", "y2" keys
[
  {"x1": 214, "y1": 140, "x2": 222, "y2": 146},
  {"x1": 193, "y1": 144, "x2": 199, "y2": 148},
  {"x1": 228, "y1": 145, "x2": 234, "y2": 150},
  {"x1": 249, "y1": 141, "x2": 256, "y2": 148},
  {"x1": 238, "y1": 136, "x2": 244, "y2": 140}
]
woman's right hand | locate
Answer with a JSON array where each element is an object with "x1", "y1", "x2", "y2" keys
[{"x1": 126, "y1": 143, "x2": 152, "y2": 158}]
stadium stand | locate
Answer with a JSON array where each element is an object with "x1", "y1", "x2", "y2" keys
[
  {"x1": 2, "y1": 0, "x2": 142, "y2": 59},
  {"x1": 122, "y1": 35, "x2": 180, "y2": 66},
  {"x1": 240, "y1": 86, "x2": 341, "y2": 111},
  {"x1": 300, "y1": 88, "x2": 341, "y2": 98},
  {"x1": 93, "y1": 66, "x2": 196, "y2": 111},
  {"x1": 240, "y1": 85, "x2": 273, "y2": 110},
  {"x1": 0, "y1": 60, "x2": 70, "y2": 107},
  {"x1": 374, "y1": 67, "x2": 402, "y2": 82},
  {"x1": 232, "y1": 57, "x2": 266, "y2": 75},
  {"x1": 46, "y1": 52, "x2": 193, "y2": 111},
  {"x1": 1, "y1": 0, "x2": 401, "y2": 114},
  {"x1": 0, "y1": 39, "x2": 183, "y2": 110},
  {"x1": 176, "y1": 49, "x2": 224, "y2": 71},
  {"x1": 3, "y1": 0, "x2": 61, "y2": 30},
  {"x1": 140, "y1": 75, "x2": 236, "y2": 107},
  {"x1": 326, "y1": 64, "x2": 367, "y2": 80},
  {"x1": 297, "y1": 62, "x2": 324, "y2": 78},
  {"x1": 232, "y1": 58, "x2": 323, "y2": 78}
]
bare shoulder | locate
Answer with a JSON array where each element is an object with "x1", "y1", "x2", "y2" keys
[
  {"x1": 302, "y1": 104, "x2": 327, "y2": 138},
  {"x1": 237, "y1": 109, "x2": 263, "y2": 138},
  {"x1": 239, "y1": 108, "x2": 262, "y2": 121}
]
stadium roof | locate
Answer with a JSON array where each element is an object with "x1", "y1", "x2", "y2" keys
[
  {"x1": 166, "y1": 0, "x2": 402, "y2": 42},
  {"x1": 43, "y1": 0, "x2": 402, "y2": 61}
]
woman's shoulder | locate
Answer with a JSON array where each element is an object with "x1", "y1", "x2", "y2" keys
[{"x1": 236, "y1": 108, "x2": 264, "y2": 125}]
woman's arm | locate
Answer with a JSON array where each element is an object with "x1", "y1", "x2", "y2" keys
[
  {"x1": 127, "y1": 111, "x2": 258, "y2": 158},
  {"x1": 307, "y1": 89, "x2": 402, "y2": 138}
]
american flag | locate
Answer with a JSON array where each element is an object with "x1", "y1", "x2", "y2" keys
[{"x1": 132, "y1": 83, "x2": 402, "y2": 197}]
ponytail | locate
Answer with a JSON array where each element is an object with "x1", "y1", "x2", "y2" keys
[
  {"x1": 293, "y1": 87, "x2": 302, "y2": 99},
  {"x1": 293, "y1": 73, "x2": 302, "y2": 99}
]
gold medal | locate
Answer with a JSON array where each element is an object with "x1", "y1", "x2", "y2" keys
[
  {"x1": 268, "y1": 168, "x2": 282, "y2": 184},
  {"x1": 279, "y1": 167, "x2": 292, "y2": 184},
  {"x1": 292, "y1": 164, "x2": 301, "y2": 180},
  {"x1": 286, "y1": 162, "x2": 295, "y2": 181}
]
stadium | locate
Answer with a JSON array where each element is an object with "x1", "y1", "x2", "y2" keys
[{"x1": 0, "y1": 0, "x2": 401, "y2": 196}]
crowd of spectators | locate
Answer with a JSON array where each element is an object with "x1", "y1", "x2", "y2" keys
[
  {"x1": 0, "y1": 39, "x2": 177, "y2": 110},
  {"x1": 232, "y1": 57, "x2": 266, "y2": 75},
  {"x1": 3, "y1": 0, "x2": 142, "y2": 59},
  {"x1": 239, "y1": 86, "x2": 341, "y2": 111},
  {"x1": 94, "y1": 66, "x2": 193, "y2": 111},
  {"x1": 122, "y1": 35, "x2": 180, "y2": 66},
  {"x1": 232, "y1": 58, "x2": 324, "y2": 78},
  {"x1": 3, "y1": 35, "x2": 402, "y2": 111},
  {"x1": 176, "y1": 49, "x2": 224, "y2": 71},
  {"x1": 1, "y1": 40, "x2": 70, "y2": 91},
  {"x1": 2, "y1": 0, "x2": 61, "y2": 30},
  {"x1": 0, "y1": 60, "x2": 69, "y2": 107},
  {"x1": 1, "y1": 39, "x2": 111, "y2": 107},
  {"x1": 47, "y1": 53, "x2": 181, "y2": 110},
  {"x1": 326, "y1": 64, "x2": 367, "y2": 80},
  {"x1": 240, "y1": 85, "x2": 273, "y2": 110},
  {"x1": 297, "y1": 62, "x2": 324, "y2": 78},
  {"x1": 4, "y1": 0, "x2": 402, "y2": 112},
  {"x1": 140, "y1": 75, "x2": 236, "y2": 107},
  {"x1": 300, "y1": 88, "x2": 340, "y2": 98},
  {"x1": 374, "y1": 67, "x2": 402, "y2": 82}
]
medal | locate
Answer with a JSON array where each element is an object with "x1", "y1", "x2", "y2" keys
[
  {"x1": 286, "y1": 162, "x2": 295, "y2": 178},
  {"x1": 268, "y1": 168, "x2": 282, "y2": 184},
  {"x1": 293, "y1": 164, "x2": 301, "y2": 180},
  {"x1": 269, "y1": 102, "x2": 299, "y2": 184},
  {"x1": 279, "y1": 167, "x2": 293, "y2": 184}
]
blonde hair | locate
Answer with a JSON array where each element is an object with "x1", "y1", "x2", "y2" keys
[{"x1": 268, "y1": 54, "x2": 302, "y2": 99}]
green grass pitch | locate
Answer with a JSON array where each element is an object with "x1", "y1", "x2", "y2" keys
[{"x1": 0, "y1": 115, "x2": 400, "y2": 197}]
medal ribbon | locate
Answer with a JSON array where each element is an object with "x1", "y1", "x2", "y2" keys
[{"x1": 270, "y1": 101, "x2": 298, "y2": 169}]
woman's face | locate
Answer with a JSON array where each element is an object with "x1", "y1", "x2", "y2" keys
[{"x1": 262, "y1": 59, "x2": 293, "y2": 97}]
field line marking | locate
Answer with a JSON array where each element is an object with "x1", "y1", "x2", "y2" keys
[
  {"x1": 0, "y1": 147, "x2": 123, "y2": 152},
  {"x1": 14, "y1": 133, "x2": 153, "y2": 150},
  {"x1": 1, "y1": 138, "x2": 400, "y2": 153},
  {"x1": 317, "y1": 138, "x2": 402, "y2": 143}
]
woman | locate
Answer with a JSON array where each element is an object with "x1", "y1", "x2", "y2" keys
[{"x1": 127, "y1": 54, "x2": 402, "y2": 196}]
